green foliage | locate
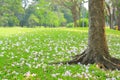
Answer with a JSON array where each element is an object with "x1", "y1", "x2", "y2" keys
[
  {"x1": 66, "y1": 23, "x2": 74, "y2": 28},
  {"x1": 0, "y1": 16, "x2": 8, "y2": 26},
  {"x1": 61, "y1": 8, "x2": 73, "y2": 23},
  {"x1": 0, "y1": 0, "x2": 87, "y2": 27},
  {"x1": 8, "y1": 16, "x2": 19, "y2": 26},
  {"x1": 0, "y1": 0, "x2": 24, "y2": 27},
  {"x1": 28, "y1": 14, "x2": 39, "y2": 27},
  {"x1": 77, "y1": 18, "x2": 89, "y2": 27},
  {"x1": 66, "y1": 18, "x2": 88, "y2": 27}
]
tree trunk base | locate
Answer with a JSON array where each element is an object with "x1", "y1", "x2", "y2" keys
[{"x1": 57, "y1": 49, "x2": 120, "y2": 70}]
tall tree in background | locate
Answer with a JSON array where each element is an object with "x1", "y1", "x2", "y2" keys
[
  {"x1": 52, "y1": 0, "x2": 83, "y2": 27},
  {"x1": 115, "y1": 0, "x2": 120, "y2": 30},
  {"x1": 105, "y1": 0, "x2": 120, "y2": 30},
  {"x1": 105, "y1": 0, "x2": 115, "y2": 29},
  {"x1": 62, "y1": 0, "x2": 120, "y2": 70},
  {"x1": 0, "y1": 0, "x2": 23, "y2": 26}
]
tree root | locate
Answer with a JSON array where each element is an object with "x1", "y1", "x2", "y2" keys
[
  {"x1": 96, "y1": 55, "x2": 120, "y2": 70},
  {"x1": 49, "y1": 49, "x2": 120, "y2": 70}
]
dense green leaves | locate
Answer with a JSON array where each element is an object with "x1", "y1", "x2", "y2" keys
[{"x1": 0, "y1": 0, "x2": 89, "y2": 27}]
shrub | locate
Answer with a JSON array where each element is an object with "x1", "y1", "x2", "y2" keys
[
  {"x1": 77, "y1": 18, "x2": 89, "y2": 27},
  {"x1": 66, "y1": 23, "x2": 74, "y2": 28}
]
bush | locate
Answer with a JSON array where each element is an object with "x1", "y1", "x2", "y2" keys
[
  {"x1": 77, "y1": 18, "x2": 89, "y2": 27},
  {"x1": 66, "y1": 23, "x2": 74, "y2": 28},
  {"x1": 28, "y1": 14, "x2": 39, "y2": 27}
]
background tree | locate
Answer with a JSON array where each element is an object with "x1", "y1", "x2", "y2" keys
[
  {"x1": 105, "y1": 0, "x2": 120, "y2": 30},
  {"x1": 115, "y1": 0, "x2": 120, "y2": 30},
  {"x1": 105, "y1": 0, "x2": 115, "y2": 29},
  {"x1": 0, "y1": 0, "x2": 23, "y2": 26},
  {"x1": 51, "y1": 0, "x2": 84, "y2": 27},
  {"x1": 34, "y1": 0, "x2": 66, "y2": 27}
]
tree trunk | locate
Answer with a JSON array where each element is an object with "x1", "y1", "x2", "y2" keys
[
  {"x1": 88, "y1": 0, "x2": 109, "y2": 59},
  {"x1": 105, "y1": 3, "x2": 114, "y2": 29},
  {"x1": 69, "y1": 0, "x2": 111, "y2": 65},
  {"x1": 115, "y1": 0, "x2": 120, "y2": 30},
  {"x1": 52, "y1": 0, "x2": 120, "y2": 70},
  {"x1": 116, "y1": 7, "x2": 120, "y2": 30},
  {"x1": 71, "y1": 5, "x2": 78, "y2": 27},
  {"x1": 109, "y1": 11, "x2": 114, "y2": 29}
]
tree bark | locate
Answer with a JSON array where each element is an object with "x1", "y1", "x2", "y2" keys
[{"x1": 71, "y1": 4, "x2": 78, "y2": 27}]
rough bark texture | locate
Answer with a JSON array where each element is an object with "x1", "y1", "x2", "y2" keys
[{"x1": 51, "y1": 0, "x2": 120, "y2": 70}]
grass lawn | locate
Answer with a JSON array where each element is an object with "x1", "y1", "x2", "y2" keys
[{"x1": 0, "y1": 27, "x2": 120, "y2": 80}]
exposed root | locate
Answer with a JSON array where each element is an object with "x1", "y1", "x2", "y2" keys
[
  {"x1": 96, "y1": 56, "x2": 120, "y2": 70},
  {"x1": 110, "y1": 57, "x2": 120, "y2": 64},
  {"x1": 49, "y1": 49, "x2": 120, "y2": 70}
]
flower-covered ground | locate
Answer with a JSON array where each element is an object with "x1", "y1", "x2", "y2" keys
[{"x1": 0, "y1": 27, "x2": 120, "y2": 80}]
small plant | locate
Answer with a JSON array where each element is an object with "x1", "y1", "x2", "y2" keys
[
  {"x1": 77, "y1": 18, "x2": 89, "y2": 27},
  {"x1": 66, "y1": 23, "x2": 74, "y2": 28}
]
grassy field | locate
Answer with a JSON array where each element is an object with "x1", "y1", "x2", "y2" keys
[{"x1": 0, "y1": 27, "x2": 120, "y2": 80}]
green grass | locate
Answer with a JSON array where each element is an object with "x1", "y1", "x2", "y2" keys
[{"x1": 0, "y1": 27, "x2": 120, "y2": 80}]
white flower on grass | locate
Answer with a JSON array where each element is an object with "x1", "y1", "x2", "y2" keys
[
  {"x1": 85, "y1": 69, "x2": 89, "y2": 73},
  {"x1": 51, "y1": 73, "x2": 60, "y2": 77},
  {"x1": 25, "y1": 48, "x2": 29, "y2": 53},
  {"x1": 73, "y1": 73, "x2": 82, "y2": 78},
  {"x1": 41, "y1": 58, "x2": 44, "y2": 62},
  {"x1": 22, "y1": 41, "x2": 26, "y2": 45},
  {"x1": 81, "y1": 72, "x2": 91, "y2": 79},
  {"x1": 46, "y1": 56, "x2": 49, "y2": 59},
  {"x1": 35, "y1": 64, "x2": 41, "y2": 69},
  {"x1": 15, "y1": 42, "x2": 20, "y2": 46},
  {"x1": 85, "y1": 65, "x2": 89, "y2": 73},
  {"x1": 106, "y1": 78, "x2": 116, "y2": 80},
  {"x1": 31, "y1": 73, "x2": 37, "y2": 77},
  {"x1": 0, "y1": 41, "x2": 3, "y2": 44},
  {"x1": 12, "y1": 71, "x2": 19, "y2": 75},
  {"x1": 11, "y1": 64, "x2": 15, "y2": 67},
  {"x1": 42, "y1": 64, "x2": 47, "y2": 69},
  {"x1": 24, "y1": 71, "x2": 37, "y2": 77},
  {"x1": 1, "y1": 47, "x2": 5, "y2": 50},
  {"x1": 51, "y1": 74, "x2": 57, "y2": 77},
  {"x1": 26, "y1": 63, "x2": 31, "y2": 68},
  {"x1": 20, "y1": 58, "x2": 24, "y2": 61},
  {"x1": 62, "y1": 70, "x2": 72, "y2": 76},
  {"x1": 58, "y1": 78, "x2": 63, "y2": 80},
  {"x1": 49, "y1": 47, "x2": 52, "y2": 51},
  {"x1": 55, "y1": 46, "x2": 58, "y2": 52},
  {"x1": 11, "y1": 56, "x2": 14, "y2": 59},
  {"x1": 0, "y1": 52, "x2": 4, "y2": 57},
  {"x1": 20, "y1": 61, "x2": 25, "y2": 66},
  {"x1": 33, "y1": 52, "x2": 38, "y2": 55},
  {"x1": 24, "y1": 71, "x2": 31, "y2": 77},
  {"x1": 52, "y1": 54, "x2": 56, "y2": 57},
  {"x1": 34, "y1": 58, "x2": 38, "y2": 61}
]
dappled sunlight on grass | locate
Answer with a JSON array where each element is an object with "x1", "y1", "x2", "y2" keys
[{"x1": 0, "y1": 27, "x2": 36, "y2": 37}]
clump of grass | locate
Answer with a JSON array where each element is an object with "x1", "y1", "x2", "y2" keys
[{"x1": 0, "y1": 27, "x2": 120, "y2": 80}]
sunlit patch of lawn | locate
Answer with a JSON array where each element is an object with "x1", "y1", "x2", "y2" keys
[{"x1": 0, "y1": 27, "x2": 120, "y2": 80}]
